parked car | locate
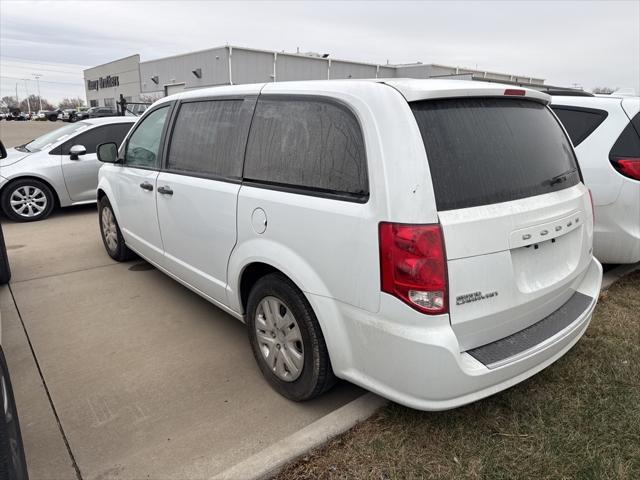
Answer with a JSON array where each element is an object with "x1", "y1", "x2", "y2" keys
[
  {"x1": 75, "y1": 107, "x2": 90, "y2": 121},
  {"x1": 0, "y1": 141, "x2": 29, "y2": 480},
  {"x1": 87, "y1": 107, "x2": 116, "y2": 118},
  {"x1": 551, "y1": 92, "x2": 640, "y2": 264},
  {"x1": 97, "y1": 80, "x2": 602, "y2": 411},
  {"x1": 60, "y1": 109, "x2": 78, "y2": 122},
  {"x1": 0, "y1": 117, "x2": 136, "y2": 222}
]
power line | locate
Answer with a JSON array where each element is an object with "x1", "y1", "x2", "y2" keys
[
  {"x1": 0, "y1": 54, "x2": 88, "y2": 70},
  {"x1": 0, "y1": 75, "x2": 83, "y2": 86}
]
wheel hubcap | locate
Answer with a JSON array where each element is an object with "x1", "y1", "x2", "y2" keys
[
  {"x1": 101, "y1": 207, "x2": 118, "y2": 252},
  {"x1": 255, "y1": 296, "x2": 304, "y2": 382},
  {"x1": 9, "y1": 186, "x2": 47, "y2": 218}
]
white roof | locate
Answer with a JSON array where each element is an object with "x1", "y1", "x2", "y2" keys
[
  {"x1": 156, "y1": 78, "x2": 551, "y2": 106},
  {"x1": 83, "y1": 116, "x2": 137, "y2": 126}
]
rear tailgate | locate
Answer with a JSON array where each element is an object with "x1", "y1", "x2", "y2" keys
[{"x1": 411, "y1": 96, "x2": 594, "y2": 351}]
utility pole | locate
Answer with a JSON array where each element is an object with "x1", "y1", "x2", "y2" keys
[
  {"x1": 15, "y1": 83, "x2": 19, "y2": 105},
  {"x1": 32, "y1": 73, "x2": 43, "y2": 111},
  {"x1": 22, "y1": 79, "x2": 31, "y2": 114}
]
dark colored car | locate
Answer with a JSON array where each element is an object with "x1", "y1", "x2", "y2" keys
[
  {"x1": 0, "y1": 141, "x2": 29, "y2": 480},
  {"x1": 87, "y1": 107, "x2": 116, "y2": 118}
]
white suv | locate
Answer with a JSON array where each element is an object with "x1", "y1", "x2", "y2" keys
[
  {"x1": 96, "y1": 80, "x2": 602, "y2": 411},
  {"x1": 551, "y1": 93, "x2": 640, "y2": 264}
]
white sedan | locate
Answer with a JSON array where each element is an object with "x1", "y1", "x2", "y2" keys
[{"x1": 0, "y1": 117, "x2": 136, "y2": 221}]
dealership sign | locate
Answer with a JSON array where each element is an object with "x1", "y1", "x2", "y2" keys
[{"x1": 87, "y1": 75, "x2": 120, "y2": 91}]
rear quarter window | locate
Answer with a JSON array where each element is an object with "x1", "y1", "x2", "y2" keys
[
  {"x1": 411, "y1": 98, "x2": 580, "y2": 211},
  {"x1": 551, "y1": 106, "x2": 608, "y2": 147},
  {"x1": 243, "y1": 96, "x2": 368, "y2": 200}
]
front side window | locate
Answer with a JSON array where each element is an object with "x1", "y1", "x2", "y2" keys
[
  {"x1": 244, "y1": 97, "x2": 368, "y2": 199},
  {"x1": 167, "y1": 99, "x2": 252, "y2": 178},
  {"x1": 551, "y1": 106, "x2": 608, "y2": 147},
  {"x1": 125, "y1": 106, "x2": 170, "y2": 168}
]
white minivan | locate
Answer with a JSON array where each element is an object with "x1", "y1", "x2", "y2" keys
[{"x1": 96, "y1": 79, "x2": 602, "y2": 411}]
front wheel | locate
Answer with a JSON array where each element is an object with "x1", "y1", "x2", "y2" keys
[
  {"x1": 98, "y1": 196, "x2": 134, "y2": 262},
  {"x1": 1, "y1": 179, "x2": 55, "y2": 222},
  {"x1": 247, "y1": 273, "x2": 336, "y2": 401}
]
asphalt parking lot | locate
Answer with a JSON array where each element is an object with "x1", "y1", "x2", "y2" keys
[
  {"x1": 0, "y1": 122, "x2": 363, "y2": 479},
  {"x1": 1, "y1": 119, "x2": 63, "y2": 146}
]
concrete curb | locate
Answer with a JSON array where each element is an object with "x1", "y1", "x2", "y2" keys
[
  {"x1": 212, "y1": 392, "x2": 387, "y2": 480},
  {"x1": 601, "y1": 262, "x2": 640, "y2": 290}
]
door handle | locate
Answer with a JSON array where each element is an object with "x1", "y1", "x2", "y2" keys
[
  {"x1": 157, "y1": 186, "x2": 173, "y2": 195},
  {"x1": 139, "y1": 182, "x2": 153, "y2": 191}
]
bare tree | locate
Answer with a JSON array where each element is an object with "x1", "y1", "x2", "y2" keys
[
  {"x1": 592, "y1": 87, "x2": 616, "y2": 94},
  {"x1": 58, "y1": 97, "x2": 86, "y2": 109},
  {"x1": 18, "y1": 94, "x2": 54, "y2": 112},
  {"x1": 1, "y1": 96, "x2": 18, "y2": 112}
]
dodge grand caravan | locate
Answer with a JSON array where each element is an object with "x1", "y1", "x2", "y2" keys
[{"x1": 96, "y1": 79, "x2": 602, "y2": 411}]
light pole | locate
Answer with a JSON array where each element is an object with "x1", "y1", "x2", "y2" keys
[
  {"x1": 22, "y1": 79, "x2": 31, "y2": 114},
  {"x1": 32, "y1": 73, "x2": 43, "y2": 111}
]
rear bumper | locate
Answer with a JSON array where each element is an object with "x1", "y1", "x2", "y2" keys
[{"x1": 314, "y1": 256, "x2": 602, "y2": 411}]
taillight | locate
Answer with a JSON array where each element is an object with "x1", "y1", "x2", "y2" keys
[
  {"x1": 610, "y1": 157, "x2": 640, "y2": 180},
  {"x1": 379, "y1": 223, "x2": 448, "y2": 314},
  {"x1": 588, "y1": 189, "x2": 595, "y2": 221},
  {"x1": 504, "y1": 89, "x2": 526, "y2": 96}
]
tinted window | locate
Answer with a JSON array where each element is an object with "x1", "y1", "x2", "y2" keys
[
  {"x1": 610, "y1": 113, "x2": 640, "y2": 160},
  {"x1": 411, "y1": 98, "x2": 579, "y2": 211},
  {"x1": 244, "y1": 97, "x2": 368, "y2": 198},
  {"x1": 56, "y1": 123, "x2": 132, "y2": 155},
  {"x1": 551, "y1": 106, "x2": 608, "y2": 146},
  {"x1": 167, "y1": 100, "x2": 252, "y2": 178},
  {"x1": 125, "y1": 106, "x2": 170, "y2": 168}
]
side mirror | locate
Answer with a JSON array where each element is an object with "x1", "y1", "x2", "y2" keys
[
  {"x1": 69, "y1": 144, "x2": 87, "y2": 160},
  {"x1": 97, "y1": 142, "x2": 119, "y2": 163},
  {"x1": 0, "y1": 141, "x2": 6, "y2": 160}
]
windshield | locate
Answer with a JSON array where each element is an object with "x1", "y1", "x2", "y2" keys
[{"x1": 23, "y1": 122, "x2": 91, "y2": 152}]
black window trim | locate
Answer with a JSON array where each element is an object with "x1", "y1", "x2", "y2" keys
[
  {"x1": 241, "y1": 93, "x2": 370, "y2": 204},
  {"x1": 161, "y1": 94, "x2": 257, "y2": 184},
  {"x1": 551, "y1": 104, "x2": 609, "y2": 147},
  {"x1": 121, "y1": 101, "x2": 176, "y2": 172}
]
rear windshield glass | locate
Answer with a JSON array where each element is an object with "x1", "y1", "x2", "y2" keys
[{"x1": 411, "y1": 98, "x2": 580, "y2": 211}]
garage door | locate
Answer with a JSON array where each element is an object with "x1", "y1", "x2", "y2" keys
[{"x1": 164, "y1": 83, "x2": 186, "y2": 96}]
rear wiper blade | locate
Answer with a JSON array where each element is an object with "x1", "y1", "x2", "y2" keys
[{"x1": 549, "y1": 168, "x2": 577, "y2": 186}]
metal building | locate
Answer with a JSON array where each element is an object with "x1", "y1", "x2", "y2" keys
[{"x1": 84, "y1": 45, "x2": 546, "y2": 107}]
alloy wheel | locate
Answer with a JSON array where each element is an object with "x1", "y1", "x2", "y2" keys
[
  {"x1": 101, "y1": 207, "x2": 118, "y2": 252},
  {"x1": 9, "y1": 186, "x2": 47, "y2": 218},
  {"x1": 255, "y1": 296, "x2": 305, "y2": 382}
]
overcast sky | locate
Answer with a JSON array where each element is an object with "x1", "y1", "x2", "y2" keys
[{"x1": 1, "y1": 0, "x2": 639, "y2": 104}]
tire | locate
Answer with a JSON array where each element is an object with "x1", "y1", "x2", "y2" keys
[
  {"x1": 0, "y1": 347, "x2": 28, "y2": 480},
  {"x1": 98, "y1": 196, "x2": 134, "y2": 262},
  {"x1": 0, "y1": 225, "x2": 11, "y2": 285},
  {"x1": 0, "y1": 178, "x2": 55, "y2": 222},
  {"x1": 247, "y1": 273, "x2": 336, "y2": 401}
]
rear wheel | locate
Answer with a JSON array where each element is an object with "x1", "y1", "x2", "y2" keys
[
  {"x1": 247, "y1": 273, "x2": 336, "y2": 401},
  {"x1": 98, "y1": 196, "x2": 134, "y2": 262},
  {"x1": 1, "y1": 178, "x2": 55, "y2": 222}
]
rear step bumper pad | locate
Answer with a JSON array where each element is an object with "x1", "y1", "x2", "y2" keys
[{"x1": 467, "y1": 291, "x2": 593, "y2": 368}]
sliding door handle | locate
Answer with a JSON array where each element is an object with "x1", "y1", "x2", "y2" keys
[{"x1": 157, "y1": 186, "x2": 173, "y2": 195}]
